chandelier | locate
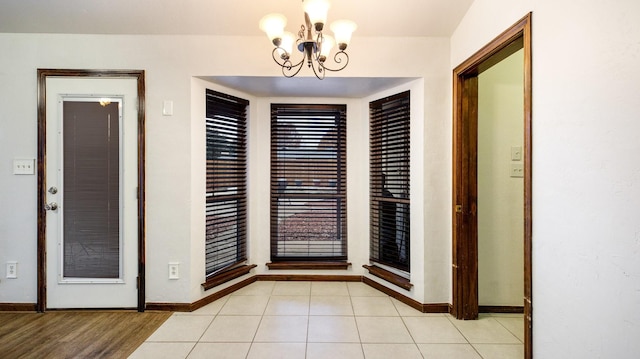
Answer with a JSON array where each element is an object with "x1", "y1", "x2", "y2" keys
[{"x1": 259, "y1": 0, "x2": 357, "y2": 80}]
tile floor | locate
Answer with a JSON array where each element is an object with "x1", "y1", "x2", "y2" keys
[{"x1": 130, "y1": 281, "x2": 523, "y2": 359}]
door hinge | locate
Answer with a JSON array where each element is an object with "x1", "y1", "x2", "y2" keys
[{"x1": 136, "y1": 276, "x2": 140, "y2": 289}]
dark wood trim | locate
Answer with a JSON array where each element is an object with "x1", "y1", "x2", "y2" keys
[
  {"x1": 451, "y1": 12, "x2": 532, "y2": 359},
  {"x1": 36, "y1": 70, "x2": 47, "y2": 313},
  {"x1": 255, "y1": 274, "x2": 361, "y2": 282},
  {"x1": 453, "y1": 15, "x2": 531, "y2": 76},
  {"x1": 148, "y1": 275, "x2": 448, "y2": 315},
  {"x1": 362, "y1": 265, "x2": 412, "y2": 291},
  {"x1": 144, "y1": 302, "x2": 191, "y2": 312},
  {"x1": 36, "y1": 69, "x2": 146, "y2": 313},
  {"x1": 362, "y1": 276, "x2": 419, "y2": 311},
  {"x1": 476, "y1": 37, "x2": 524, "y2": 75},
  {"x1": 423, "y1": 303, "x2": 451, "y2": 314},
  {"x1": 362, "y1": 277, "x2": 448, "y2": 313},
  {"x1": 522, "y1": 13, "x2": 534, "y2": 359},
  {"x1": 148, "y1": 276, "x2": 258, "y2": 312},
  {"x1": 192, "y1": 276, "x2": 256, "y2": 311},
  {"x1": 136, "y1": 71, "x2": 147, "y2": 312},
  {"x1": 452, "y1": 74, "x2": 479, "y2": 320},
  {"x1": 201, "y1": 264, "x2": 257, "y2": 291},
  {"x1": 0, "y1": 303, "x2": 38, "y2": 311},
  {"x1": 479, "y1": 305, "x2": 524, "y2": 314},
  {"x1": 266, "y1": 261, "x2": 352, "y2": 270}
]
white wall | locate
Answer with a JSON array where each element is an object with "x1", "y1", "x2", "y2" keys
[
  {"x1": 0, "y1": 33, "x2": 451, "y2": 306},
  {"x1": 477, "y1": 49, "x2": 524, "y2": 306},
  {"x1": 453, "y1": 0, "x2": 640, "y2": 357}
]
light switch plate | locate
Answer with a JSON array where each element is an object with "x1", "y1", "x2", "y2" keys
[
  {"x1": 511, "y1": 146, "x2": 522, "y2": 161},
  {"x1": 162, "y1": 100, "x2": 174, "y2": 116},
  {"x1": 13, "y1": 159, "x2": 35, "y2": 175}
]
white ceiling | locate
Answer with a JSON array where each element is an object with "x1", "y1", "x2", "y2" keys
[
  {"x1": 0, "y1": 0, "x2": 473, "y2": 37},
  {"x1": 0, "y1": 0, "x2": 474, "y2": 97}
]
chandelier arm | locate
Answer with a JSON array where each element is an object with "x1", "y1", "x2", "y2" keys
[
  {"x1": 270, "y1": 47, "x2": 290, "y2": 67},
  {"x1": 282, "y1": 57, "x2": 306, "y2": 78},
  {"x1": 299, "y1": 24, "x2": 307, "y2": 40},
  {"x1": 318, "y1": 51, "x2": 350, "y2": 72},
  {"x1": 270, "y1": 47, "x2": 305, "y2": 78},
  {"x1": 310, "y1": 58, "x2": 326, "y2": 80},
  {"x1": 282, "y1": 60, "x2": 305, "y2": 78},
  {"x1": 315, "y1": 32, "x2": 324, "y2": 61}
]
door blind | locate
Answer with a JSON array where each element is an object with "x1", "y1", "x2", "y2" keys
[
  {"x1": 370, "y1": 91, "x2": 410, "y2": 272},
  {"x1": 63, "y1": 101, "x2": 121, "y2": 279},
  {"x1": 270, "y1": 104, "x2": 347, "y2": 261},
  {"x1": 205, "y1": 89, "x2": 249, "y2": 277}
]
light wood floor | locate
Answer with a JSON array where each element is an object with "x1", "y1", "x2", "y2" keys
[{"x1": 0, "y1": 311, "x2": 171, "y2": 358}]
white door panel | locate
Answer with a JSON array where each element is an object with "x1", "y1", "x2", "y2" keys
[{"x1": 45, "y1": 77, "x2": 138, "y2": 309}]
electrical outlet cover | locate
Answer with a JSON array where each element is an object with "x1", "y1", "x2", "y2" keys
[
  {"x1": 510, "y1": 163, "x2": 524, "y2": 178},
  {"x1": 7, "y1": 262, "x2": 17, "y2": 278},
  {"x1": 168, "y1": 263, "x2": 179, "y2": 279}
]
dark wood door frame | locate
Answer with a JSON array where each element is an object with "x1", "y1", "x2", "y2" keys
[
  {"x1": 452, "y1": 13, "x2": 532, "y2": 359},
  {"x1": 36, "y1": 69, "x2": 147, "y2": 312}
]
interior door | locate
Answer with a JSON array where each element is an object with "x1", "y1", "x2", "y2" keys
[
  {"x1": 44, "y1": 77, "x2": 139, "y2": 309},
  {"x1": 452, "y1": 13, "x2": 532, "y2": 359}
]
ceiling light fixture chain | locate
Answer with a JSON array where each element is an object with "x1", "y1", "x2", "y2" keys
[{"x1": 259, "y1": 0, "x2": 356, "y2": 80}]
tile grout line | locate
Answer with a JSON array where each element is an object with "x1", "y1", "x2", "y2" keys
[
  {"x1": 346, "y1": 283, "x2": 367, "y2": 358},
  {"x1": 444, "y1": 313, "x2": 488, "y2": 359},
  {"x1": 305, "y1": 286, "x2": 311, "y2": 359},
  {"x1": 395, "y1": 299, "x2": 427, "y2": 358},
  {"x1": 248, "y1": 282, "x2": 275, "y2": 358},
  {"x1": 184, "y1": 310, "x2": 218, "y2": 359},
  {"x1": 493, "y1": 315, "x2": 525, "y2": 344}
]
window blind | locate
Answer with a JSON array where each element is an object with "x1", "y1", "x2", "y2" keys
[
  {"x1": 205, "y1": 89, "x2": 249, "y2": 277},
  {"x1": 370, "y1": 91, "x2": 410, "y2": 272},
  {"x1": 270, "y1": 104, "x2": 347, "y2": 261}
]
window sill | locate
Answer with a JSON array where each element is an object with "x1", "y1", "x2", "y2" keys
[
  {"x1": 363, "y1": 264, "x2": 413, "y2": 291},
  {"x1": 266, "y1": 261, "x2": 352, "y2": 270},
  {"x1": 201, "y1": 264, "x2": 257, "y2": 291}
]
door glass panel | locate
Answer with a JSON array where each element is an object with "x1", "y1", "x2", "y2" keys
[{"x1": 62, "y1": 100, "x2": 121, "y2": 279}]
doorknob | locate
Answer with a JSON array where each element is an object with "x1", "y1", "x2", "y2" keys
[
  {"x1": 44, "y1": 202, "x2": 58, "y2": 211},
  {"x1": 48, "y1": 186, "x2": 58, "y2": 194}
]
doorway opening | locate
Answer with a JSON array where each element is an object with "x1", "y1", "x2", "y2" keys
[
  {"x1": 451, "y1": 13, "x2": 532, "y2": 359},
  {"x1": 36, "y1": 69, "x2": 146, "y2": 311}
]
